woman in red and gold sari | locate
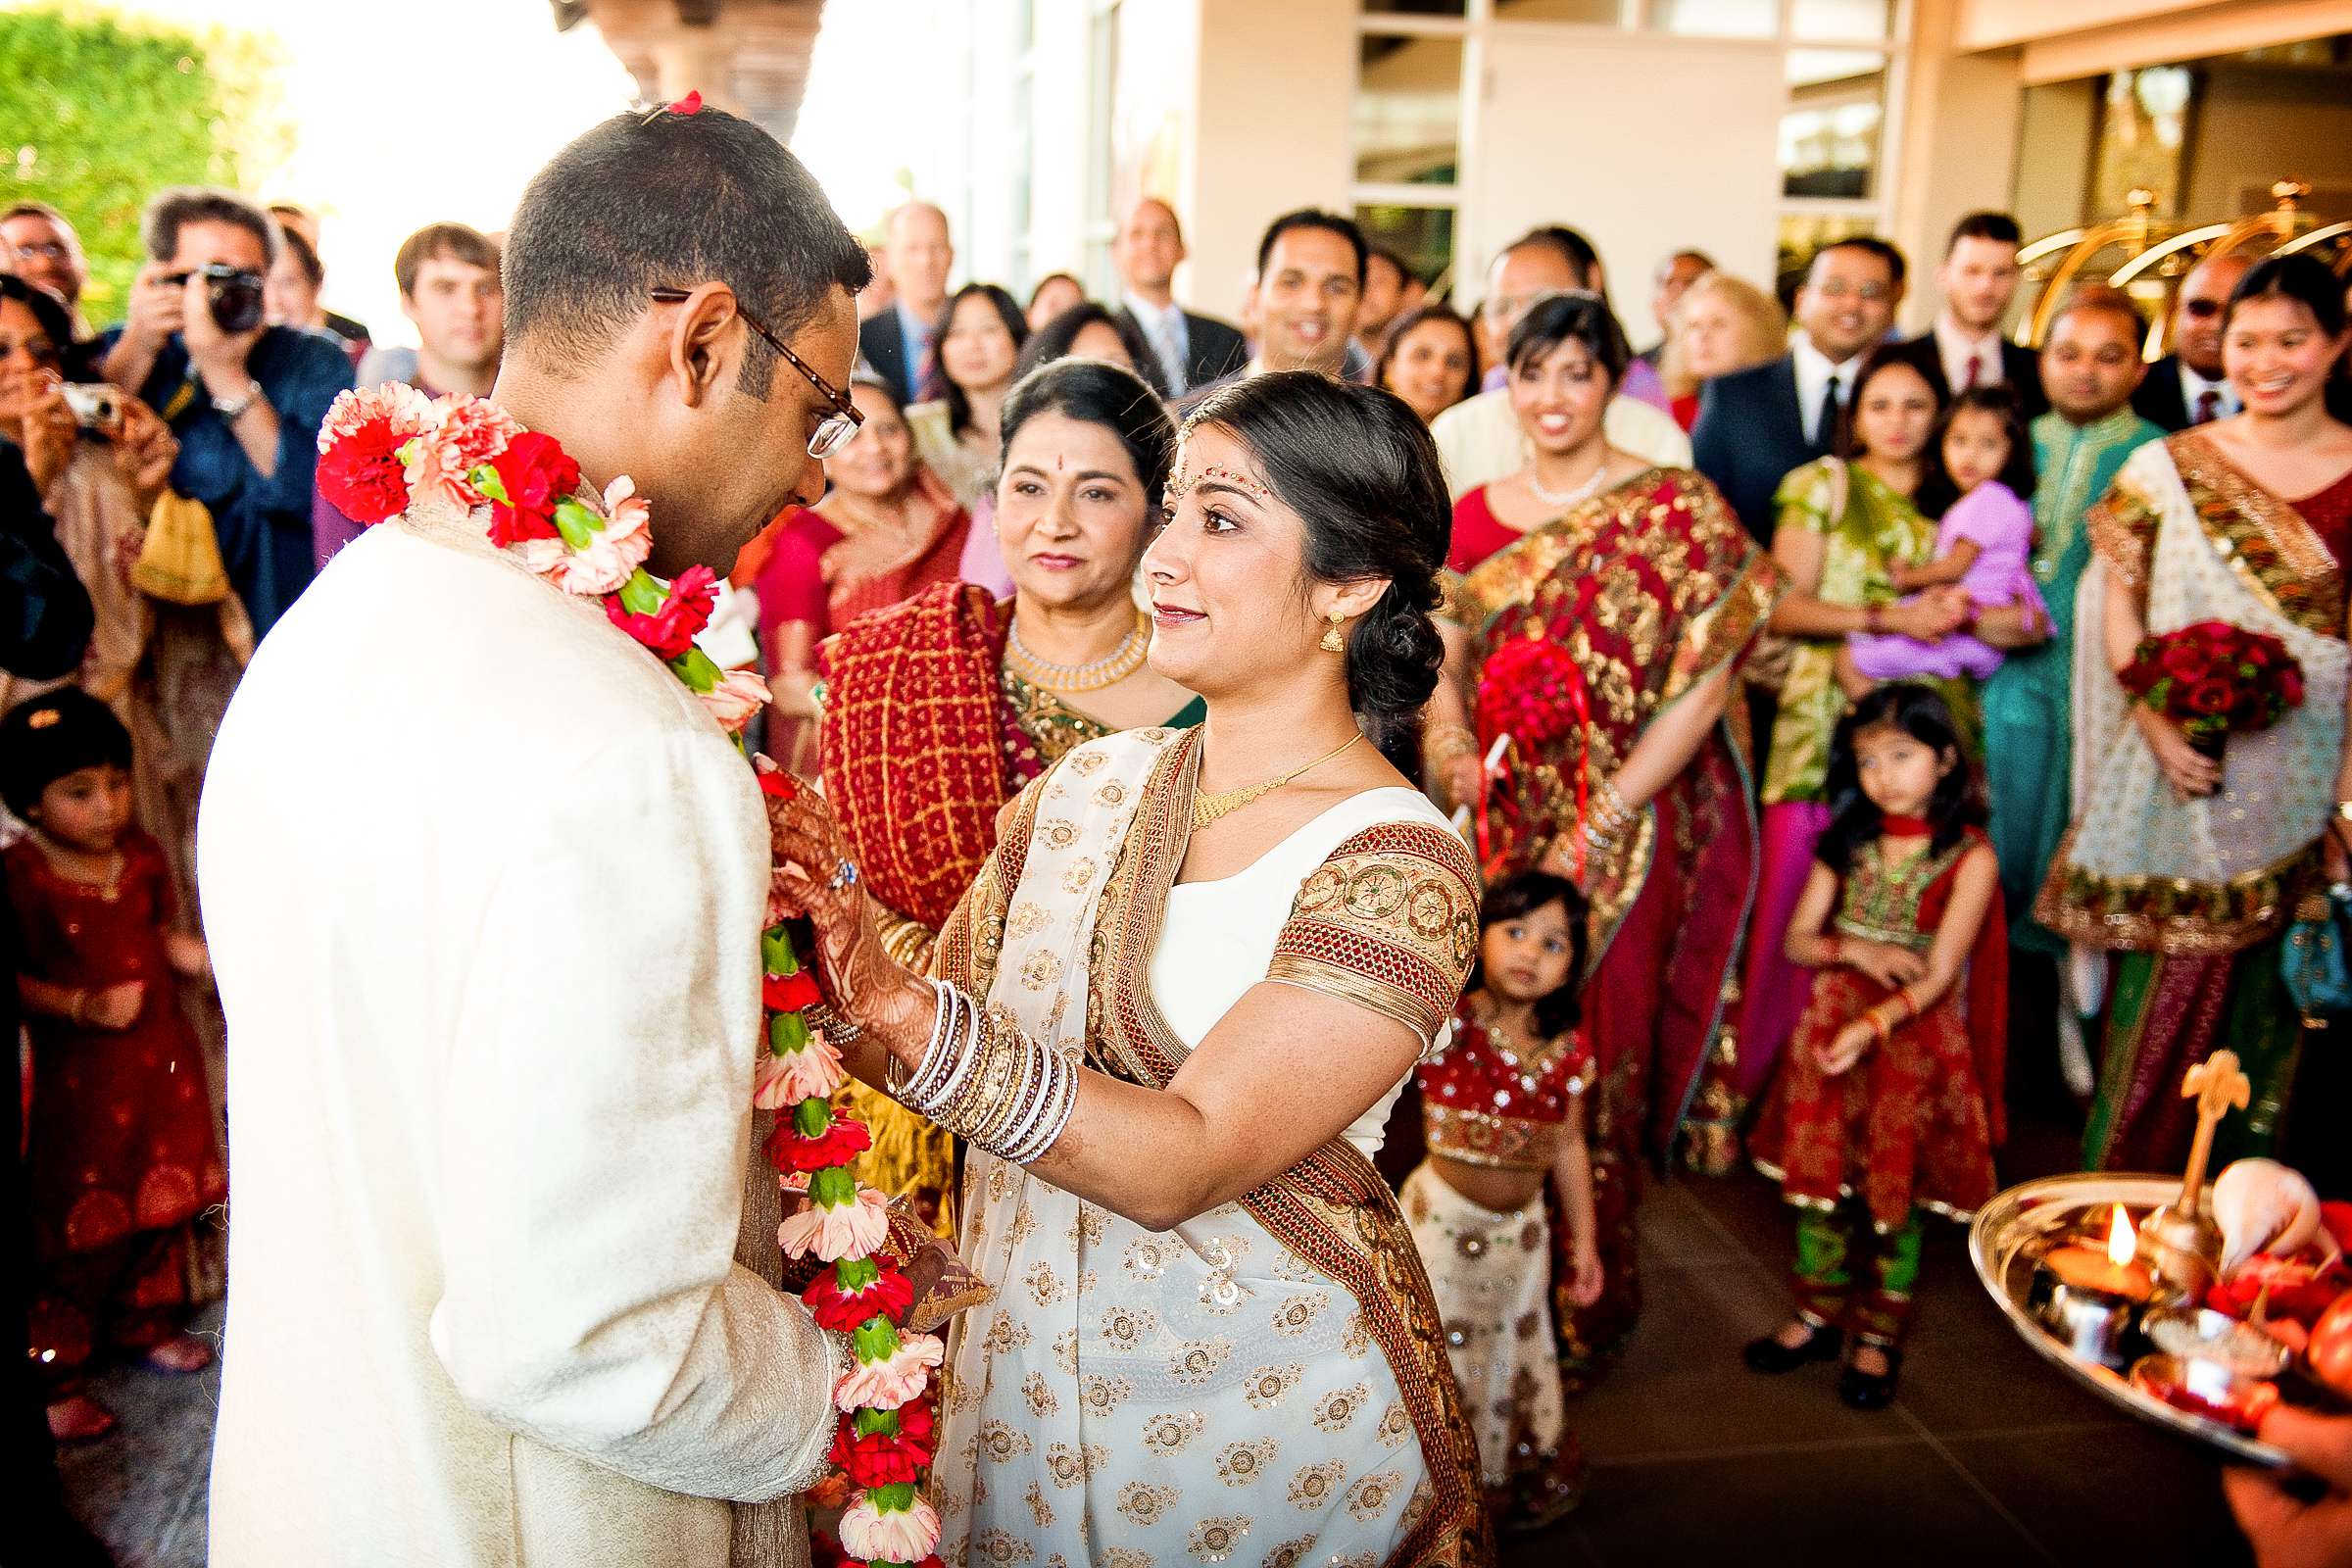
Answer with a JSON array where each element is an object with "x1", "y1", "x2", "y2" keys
[
  {"x1": 755, "y1": 375, "x2": 974, "y2": 771},
  {"x1": 815, "y1": 360, "x2": 1201, "y2": 1231},
  {"x1": 772, "y1": 373, "x2": 1490, "y2": 1568},
  {"x1": 1429, "y1": 295, "x2": 1783, "y2": 1381}
]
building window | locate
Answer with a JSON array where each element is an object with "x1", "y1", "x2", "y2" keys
[
  {"x1": 1646, "y1": 0, "x2": 1777, "y2": 39},
  {"x1": 1790, "y1": 0, "x2": 1889, "y2": 39},
  {"x1": 1492, "y1": 0, "x2": 1622, "y2": 21},
  {"x1": 1354, "y1": 33, "x2": 1464, "y2": 186},
  {"x1": 1356, "y1": 203, "x2": 1456, "y2": 291},
  {"x1": 1780, "y1": 49, "x2": 1887, "y2": 200}
]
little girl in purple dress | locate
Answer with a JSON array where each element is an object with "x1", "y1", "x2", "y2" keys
[{"x1": 1844, "y1": 386, "x2": 2045, "y2": 686}]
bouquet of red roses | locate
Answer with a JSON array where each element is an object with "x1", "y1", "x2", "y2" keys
[{"x1": 2118, "y1": 619, "x2": 2304, "y2": 750}]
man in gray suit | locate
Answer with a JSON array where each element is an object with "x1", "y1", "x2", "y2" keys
[{"x1": 1112, "y1": 198, "x2": 1247, "y2": 398}]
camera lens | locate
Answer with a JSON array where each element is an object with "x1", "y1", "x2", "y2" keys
[{"x1": 209, "y1": 269, "x2": 267, "y2": 335}]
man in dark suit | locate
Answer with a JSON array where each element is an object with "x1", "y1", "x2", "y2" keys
[
  {"x1": 856, "y1": 199, "x2": 953, "y2": 404},
  {"x1": 1111, "y1": 197, "x2": 1247, "y2": 398},
  {"x1": 1884, "y1": 211, "x2": 2045, "y2": 416},
  {"x1": 2132, "y1": 250, "x2": 2253, "y2": 432},
  {"x1": 1692, "y1": 235, "x2": 1905, "y2": 545}
]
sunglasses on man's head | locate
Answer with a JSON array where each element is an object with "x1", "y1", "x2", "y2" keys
[{"x1": 647, "y1": 286, "x2": 861, "y2": 458}]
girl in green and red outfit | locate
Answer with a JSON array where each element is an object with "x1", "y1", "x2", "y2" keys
[{"x1": 1745, "y1": 683, "x2": 2006, "y2": 1410}]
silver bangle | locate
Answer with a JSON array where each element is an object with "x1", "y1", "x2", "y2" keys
[
  {"x1": 888, "y1": 980, "x2": 956, "y2": 1104},
  {"x1": 1006, "y1": 1048, "x2": 1078, "y2": 1165}
]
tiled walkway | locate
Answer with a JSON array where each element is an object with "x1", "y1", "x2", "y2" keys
[{"x1": 69, "y1": 1139, "x2": 2251, "y2": 1568}]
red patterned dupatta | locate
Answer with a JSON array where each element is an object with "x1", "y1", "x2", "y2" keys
[
  {"x1": 818, "y1": 581, "x2": 1013, "y2": 931},
  {"x1": 1458, "y1": 469, "x2": 1782, "y2": 1159},
  {"x1": 1458, "y1": 469, "x2": 1779, "y2": 1376}
]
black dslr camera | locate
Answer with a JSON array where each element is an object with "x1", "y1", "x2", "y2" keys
[{"x1": 165, "y1": 263, "x2": 267, "y2": 334}]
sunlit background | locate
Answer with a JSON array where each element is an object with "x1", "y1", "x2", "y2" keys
[{"x1": 2, "y1": 0, "x2": 928, "y2": 346}]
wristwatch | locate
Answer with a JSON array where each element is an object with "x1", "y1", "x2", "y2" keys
[{"x1": 211, "y1": 380, "x2": 265, "y2": 421}]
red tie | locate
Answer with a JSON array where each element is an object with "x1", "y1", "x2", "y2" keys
[
  {"x1": 2195, "y1": 389, "x2": 2221, "y2": 424},
  {"x1": 1963, "y1": 353, "x2": 1983, "y2": 389}
]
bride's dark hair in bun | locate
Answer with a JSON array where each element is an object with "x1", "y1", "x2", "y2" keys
[{"x1": 1182, "y1": 371, "x2": 1451, "y2": 759}]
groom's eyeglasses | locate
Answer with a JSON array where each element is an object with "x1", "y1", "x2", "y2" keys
[{"x1": 648, "y1": 287, "x2": 862, "y2": 458}]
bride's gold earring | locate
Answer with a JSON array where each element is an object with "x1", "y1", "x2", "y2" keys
[{"x1": 1319, "y1": 612, "x2": 1348, "y2": 654}]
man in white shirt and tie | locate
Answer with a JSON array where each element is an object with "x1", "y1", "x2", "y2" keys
[
  {"x1": 1887, "y1": 212, "x2": 2045, "y2": 416},
  {"x1": 1112, "y1": 198, "x2": 1246, "y2": 398},
  {"x1": 1691, "y1": 235, "x2": 1906, "y2": 543},
  {"x1": 2133, "y1": 250, "x2": 2252, "y2": 432}
]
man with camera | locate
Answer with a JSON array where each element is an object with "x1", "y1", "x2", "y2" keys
[{"x1": 100, "y1": 188, "x2": 353, "y2": 639}]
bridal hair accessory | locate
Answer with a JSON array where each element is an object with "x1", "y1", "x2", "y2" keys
[
  {"x1": 1163, "y1": 461, "x2": 1273, "y2": 511},
  {"x1": 1319, "y1": 611, "x2": 1347, "y2": 654},
  {"x1": 316, "y1": 387, "x2": 946, "y2": 1564}
]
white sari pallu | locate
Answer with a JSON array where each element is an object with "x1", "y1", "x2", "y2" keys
[
  {"x1": 926, "y1": 726, "x2": 1492, "y2": 1568},
  {"x1": 2039, "y1": 432, "x2": 2350, "y2": 992}
]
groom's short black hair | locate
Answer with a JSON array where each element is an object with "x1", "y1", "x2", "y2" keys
[{"x1": 503, "y1": 105, "x2": 870, "y2": 382}]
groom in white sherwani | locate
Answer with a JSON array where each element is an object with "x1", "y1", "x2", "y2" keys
[{"x1": 200, "y1": 107, "x2": 871, "y2": 1566}]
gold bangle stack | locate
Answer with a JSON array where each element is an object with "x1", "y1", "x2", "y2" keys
[{"x1": 890, "y1": 982, "x2": 1078, "y2": 1165}]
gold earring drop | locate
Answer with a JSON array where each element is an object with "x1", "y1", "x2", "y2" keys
[{"x1": 1319, "y1": 612, "x2": 1347, "y2": 654}]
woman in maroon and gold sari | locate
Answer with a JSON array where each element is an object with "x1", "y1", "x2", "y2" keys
[
  {"x1": 1429, "y1": 295, "x2": 1783, "y2": 1380},
  {"x1": 813, "y1": 360, "x2": 1200, "y2": 1229}
]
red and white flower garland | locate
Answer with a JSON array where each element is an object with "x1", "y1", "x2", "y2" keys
[{"x1": 317, "y1": 386, "x2": 945, "y2": 1568}]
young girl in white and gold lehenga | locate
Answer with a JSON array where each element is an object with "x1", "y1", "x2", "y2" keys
[{"x1": 771, "y1": 371, "x2": 1494, "y2": 1568}]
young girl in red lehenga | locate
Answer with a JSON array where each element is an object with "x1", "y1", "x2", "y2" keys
[
  {"x1": 1745, "y1": 683, "x2": 2005, "y2": 1411},
  {"x1": 4, "y1": 689, "x2": 222, "y2": 1441},
  {"x1": 1402, "y1": 869, "x2": 1600, "y2": 1528}
]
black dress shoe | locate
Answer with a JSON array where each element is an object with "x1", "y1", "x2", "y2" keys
[
  {"x1": 1742, "y1": 1322, "x2": 1843, "y2": 1374},
  {"x1": 1838, "y1": 1347, "x2": 1903, "y2": 1410}
]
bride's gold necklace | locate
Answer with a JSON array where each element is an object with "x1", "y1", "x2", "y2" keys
[
  {"x1": 1005, "y1": 608, "x2": 1151, "y2": 693},
  {"x1": 1191, "y1": 732, "x2": 1361, "y2": 831}
]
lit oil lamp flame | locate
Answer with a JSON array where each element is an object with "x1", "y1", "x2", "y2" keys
[{"x1": 2108, "y1": 1204, "x2": 2137, "y2": 1268}]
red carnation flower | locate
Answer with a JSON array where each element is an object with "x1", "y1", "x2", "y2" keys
[
  {"x1": 2184, "y1": 678, "x2": 2233, "y2": 715},
  {"x1": 765, "y1": 1113, "x2": 872, "y2": 1173},
  {"x1": 606, "y1": 564, "x2": 718, "y2": 660},
  {"x1": 318, "y1": 416, "x2": 415, "y2": 524},
  {"x1": 2159, "y1": 641, "x2": 2213, "y2": 683},
  {"x1": 828, "y1": 1400, "x2": 936, "y2": 1488},
  {"x1": 485, "y1": 431, "x2": 579, "y2": 547},
  {"x1": 808, "y1": 1255, "x2": 915, "y2": 1331},
  {"x1": 765, "y1": 969, "x2": 823, "y2": 1014}
]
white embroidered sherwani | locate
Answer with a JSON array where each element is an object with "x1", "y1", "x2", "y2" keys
[{"x1": 201, "y1": 506, "x2": 840, "y2": 1566}]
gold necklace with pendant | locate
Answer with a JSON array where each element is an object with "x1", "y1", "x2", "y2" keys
[{"x1": 1190, "y1": 732, "x2": 1362, "y2": 831}]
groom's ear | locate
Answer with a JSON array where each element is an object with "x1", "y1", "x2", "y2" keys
[{"x1": 660, "y1": 282, "x2": 745, "y2": 411}]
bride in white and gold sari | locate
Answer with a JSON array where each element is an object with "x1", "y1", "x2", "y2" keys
[{"x1": 770, "y1": 371, "x2": 1492, "y2": 1568}]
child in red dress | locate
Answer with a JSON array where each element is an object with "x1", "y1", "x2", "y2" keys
[
  {"x1": 1403, "y1": 869, "x2": 1599, "y2": 1528},
  {"x1": 1745, "y1": 683, "x2": 2005, "y2": 1411},
  {"x1": 4, "y1": 689, "x2": 222, "y2": 1441}
]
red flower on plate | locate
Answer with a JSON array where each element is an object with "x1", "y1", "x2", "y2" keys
[
  {"x1": 607, "y1": 564, "x2": 718, "y2": 660},
  {"x1": 484, "y1": 431, "x2": 579, "y2": 547},
  {"x1": 765, "y1": 1113, "x2": 873, "y2": 1173},
  {"x1": 828, "y1": 1398, "x2": 936, "y2": 1489},
  {"x1": 808, "y1": 1255, "x2": 915, "y2": 1331}
]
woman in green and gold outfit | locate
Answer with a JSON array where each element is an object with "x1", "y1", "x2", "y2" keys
[{"x1": 815, "y1": 360, "x2": 1199, "y2": 1230}]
